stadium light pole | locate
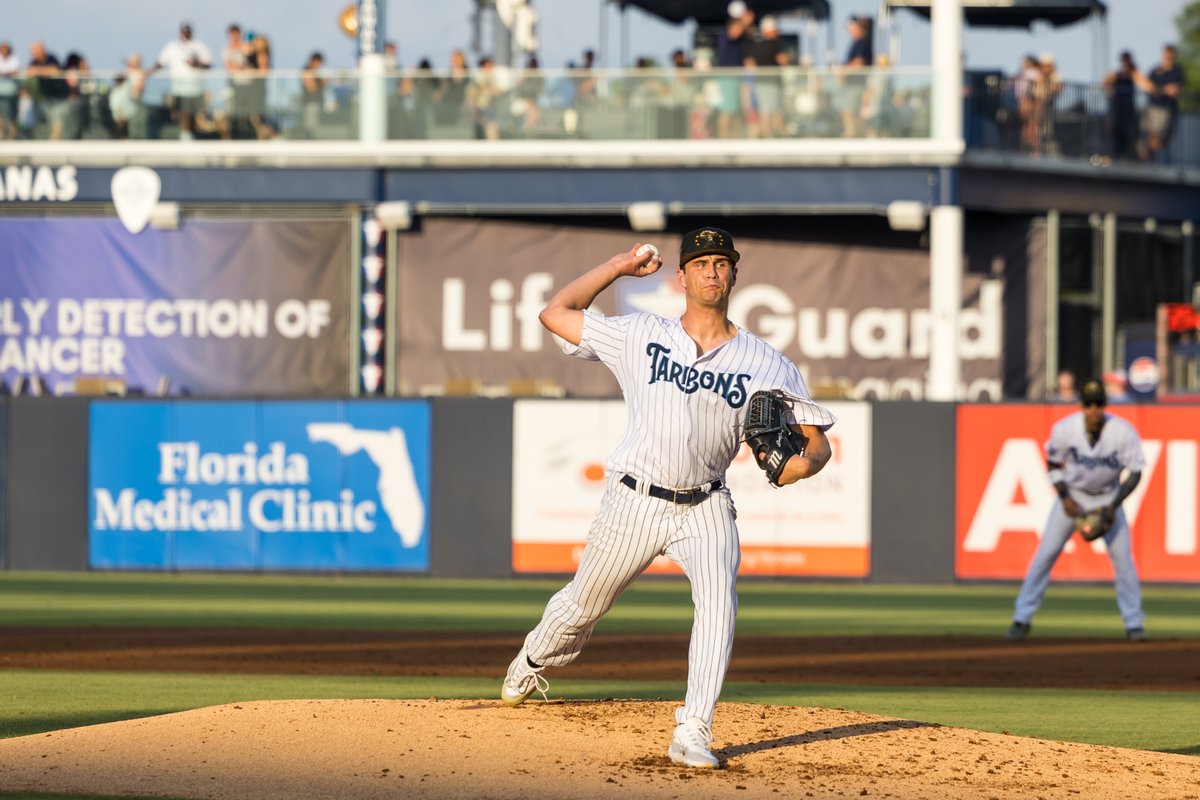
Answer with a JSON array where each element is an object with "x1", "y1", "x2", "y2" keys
[{"x1": 927, "y1": 0, "x2": 964, "y2": 401}]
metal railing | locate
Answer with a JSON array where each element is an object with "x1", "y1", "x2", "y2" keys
[{"x1": 964, "y1": 71, "x2": 1198, "y2": 167}]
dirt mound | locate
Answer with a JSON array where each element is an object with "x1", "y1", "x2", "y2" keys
[{"x1": 0, "y1": 699, "x2": 1196, "y2": 800}]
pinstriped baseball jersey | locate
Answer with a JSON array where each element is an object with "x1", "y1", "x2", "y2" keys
[
  {"x1": 569, "y1": 309, "x2": 836, "y2": 487},
  {"x1": 518, "y1": 307, "x2": 836, "y2": 731}
]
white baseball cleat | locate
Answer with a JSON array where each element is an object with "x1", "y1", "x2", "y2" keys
[
  {"x1": 500, "y1": 649, "x2": 549, "y2": 707},
  {"x1": 668, "y1": 717, "x2": 721, "y2": 769}
]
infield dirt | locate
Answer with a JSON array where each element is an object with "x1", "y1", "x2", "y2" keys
[
  {"x1": 1, "y1": 628, "x2": 1198, "y2": 799},
  {"x1": 1, "y1": 698, "x2": 1199, "y2": 799}
]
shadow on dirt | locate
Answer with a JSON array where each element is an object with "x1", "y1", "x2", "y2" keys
[{"x1": 717, "y1": 718, "x2": 934, "y2": 759}]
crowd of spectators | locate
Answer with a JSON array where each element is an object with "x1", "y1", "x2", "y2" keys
[
  {"x1": 975, "y1": 43, "x2": 1186, "y2": 164},
  {"x1": 0, "y1": 11, "x2": 1188, "y2": 155}
]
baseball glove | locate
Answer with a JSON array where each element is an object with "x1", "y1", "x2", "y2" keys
[
  {"x1": 1075, "y1": 508, "x2": 1113, "y2": 541},
  {"x1": 743, "y1": 390, "x2": 808, "y2": 487}
]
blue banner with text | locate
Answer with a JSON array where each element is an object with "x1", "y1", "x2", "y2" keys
[{"x1": 89, "y1": 400, "x2": 431, "y2": 571}]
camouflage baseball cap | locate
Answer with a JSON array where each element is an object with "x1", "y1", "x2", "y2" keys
[{"x1": 679, "y1": 227, "x2": 740, "y2": 267}]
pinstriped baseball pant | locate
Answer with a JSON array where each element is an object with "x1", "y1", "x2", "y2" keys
[{"x1": 523, "y1": 473, "x2": 741, "y2": 729}]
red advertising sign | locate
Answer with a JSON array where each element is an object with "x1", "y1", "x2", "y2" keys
[{"x1": 957, "y1": 404, "x2": 1200, "y2": 582}]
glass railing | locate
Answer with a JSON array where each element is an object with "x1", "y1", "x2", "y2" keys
[
  {"x1": 1, "y1": 65, "x2": 1192, "y2": 167},
  {"x1": 0, "y1": 66, "x2": 934, "y2": 142}
]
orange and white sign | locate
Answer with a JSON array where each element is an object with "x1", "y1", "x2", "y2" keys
[
  {"x1": 956, "y1": 404, "x2": 1200, "y2": 582},
  {"x1": 512, "y1": 399, "x2": 870, "y2": 576}
]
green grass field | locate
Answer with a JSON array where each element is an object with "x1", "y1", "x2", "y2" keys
[{"x1": 1, "y1": 571, "x2": 1198, "y2": 764}]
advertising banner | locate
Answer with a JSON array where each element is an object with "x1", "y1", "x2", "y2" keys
[
  {"x1": 89, "y1": 400, "x2": 431, "y2": 571},
  {"x1": 0, "y1": 217, "x2": 350, "y2": 397},
  {"x1": 512, "y1": 400, "x2": 870, "y2": 577},
  {"x1": 397, "y1": 218, "x2": 1042, "y2": 401},
  {"x1": 956, "y1": 404, "x2": 1200, "y2": 583}
]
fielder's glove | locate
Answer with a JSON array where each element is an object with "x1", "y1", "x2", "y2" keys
[
  {"x1": 743, "y1": 390, "x2": 808, "y2": 487},
  {"x1": 1075, "y1": 506, "x2": 1114, "y2": 541}
]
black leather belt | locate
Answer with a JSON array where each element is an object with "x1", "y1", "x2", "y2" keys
[{"x1": 620, "y1": 474, "x2": 722, "y2": 506}]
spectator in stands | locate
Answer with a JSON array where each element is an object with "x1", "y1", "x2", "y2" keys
[
  {"x1": 840, "y1": 15, "x2": 873, "y2": 138},
  {"x1": 746, "y1": 16, "x2": 789, "y2": 139},
  {"x1": 1014, "y1": 54, "x2": 1043, "y2": 155},
  {"x1": 60, "y1": 51, "x2": 89, "y2": 140},
  {"x1": 727, "y1": 0, "x2": 756, "y2": 37},
  {"x1": 432, "y1": 49, "x2": 470, "y2": 127},
  {"x1": 574, "y1": 48, "x2": 598, "y2": 107},
  {"x1": 514, "y1": 55, "x2": 544, "y2": 133},
  {"x1": 154, "y1": 22, "x2": 212, "y2": 140},
  {"x1": 1055, "y1": 369, "x2": 1077, "y2": 402},
  {"x1": 0, "y1": 41, "x2": 20, "y2": 140},
  {"x1": 714, "y1": 15, "x2": 748, "y2": 138},
  {"x1": 246, "y1": 34, "x2": 276, "y2": 139},
  {"x1": 299, "y1": 51, "x2": 326, "y2": 139},
  {"x1": 221, "y1": 24, "x2": 252, "y2": 140},
  {"x1": 470, "y1": 55, "x2": 503, "y2": 140},
  {"x1": 1036, "y1": 53, "x2": 1062, "y2": 156},
  {"x1": 109, "y1": 54, "x2": 146, "y2": 140},
  {"x1": 383, "y1": 41, "x2": 400, "y2": 97},
  {"x1": 1104, "y1": 51, "x2": 1140, "y2": 161},
  {"x1": 1135, "y1": 44, "x2": 1184, "y2": 163},
  {"x1": 670, "y1": 49, "x2": 690, "y2": 70},
  {"x1": 26, "y1": 40, "x2": 68, "y2": 139},
  {"x1": 1103, "y1": 370, "x2": 1130, "y2": 403}
]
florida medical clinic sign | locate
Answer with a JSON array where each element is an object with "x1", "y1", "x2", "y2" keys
[
  {"x1": 89, "y1": 401, "x2": 431, "y2": 571},
  {"x1": 956, "y1": 404, "x2": 1200, "y2": 582}
]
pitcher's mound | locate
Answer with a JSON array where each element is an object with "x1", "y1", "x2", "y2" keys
[{"x1": 0, "y1": 699, "x2": 1194, "y2": 799}]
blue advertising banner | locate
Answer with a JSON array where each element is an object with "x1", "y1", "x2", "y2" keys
[
  {"x1": 0, "y1": 217, "x2": 350, "y2": 397},
  {"x1": 89, "y1": 400, "x2": 431, "y2": 571}
]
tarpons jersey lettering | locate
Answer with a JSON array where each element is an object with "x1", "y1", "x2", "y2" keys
[{"x1": 646, "y1": 342, "x2": 752, "y2": 408}]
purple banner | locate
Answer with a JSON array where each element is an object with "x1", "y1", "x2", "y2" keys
[{"x1": 0, "y1": 217, "x2": 350, "y2": 397}]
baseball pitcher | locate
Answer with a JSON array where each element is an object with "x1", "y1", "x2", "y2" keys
[{"x1": 500, "y1": 227, "x2": 836, "y2": 768}]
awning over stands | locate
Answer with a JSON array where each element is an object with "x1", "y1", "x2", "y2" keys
[
  {"x1": 885, "y1": 0, "x2": 1105, "y2": 28},
  {"x1": 619, "y1": 0, "x2": 830, "y2": 25}
]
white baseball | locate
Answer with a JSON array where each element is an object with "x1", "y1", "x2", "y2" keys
[{"x1": 636, "y1": 243, "x2": 660, "y2": 265}]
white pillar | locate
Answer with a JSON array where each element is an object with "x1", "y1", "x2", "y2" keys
[
  {"x1": 931, "y1": 0, "x2": 963, "y2": 143},
  {"x1": 359, "y1": 52, "x2": 387, "y2": 144},
  {"x1": 928, "y1": 205, "x2": 963, "y2": 400},
  {"x1": 928, "y1": 0, "x2": 964, "y2": 401}
]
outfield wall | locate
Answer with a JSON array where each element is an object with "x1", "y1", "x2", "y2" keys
[{"x1": 3, "y1": 397, "x2": 1198, "y2": 584}]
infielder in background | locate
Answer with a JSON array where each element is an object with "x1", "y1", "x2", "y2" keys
[
  {"x1": 1007, "y1": 379, "x2": 1147, "y2": 642},
  {"x1": 500, "y1": 227, "x2": 836, "y2": 768}
]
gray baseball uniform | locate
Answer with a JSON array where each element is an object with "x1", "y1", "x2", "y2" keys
[
  {"x1": 1013, "y1": 410, "x2": 1146, "y2": 629},
  {"x1": 521, "y1": 308, "x2": 836, "y2": 728}
]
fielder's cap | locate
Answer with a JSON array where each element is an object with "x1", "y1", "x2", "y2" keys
[
  {"x1": 1080, "y1": 379, "x2": 1107, "y2": 406},
  {"x1": 760, "y1": 15, "x2": 779, "y2": 32},
  {"x1": 679, "y1": 227, "x2": 740, "y2": 266},
  {"x1": 727, "y1": 0, "x2": 748, "y2": 19}
]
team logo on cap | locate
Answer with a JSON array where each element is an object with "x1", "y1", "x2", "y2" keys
[{"x1": 694, "y1": 229, "x2": 725, "y2": 248}]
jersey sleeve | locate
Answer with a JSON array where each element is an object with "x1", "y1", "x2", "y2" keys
[
  {"x1": 577, "y1": 308, "x2": 632, "y2": 369},
  {"x1": 778, "y1": 361, "x2": 837, "y2": 430}
]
